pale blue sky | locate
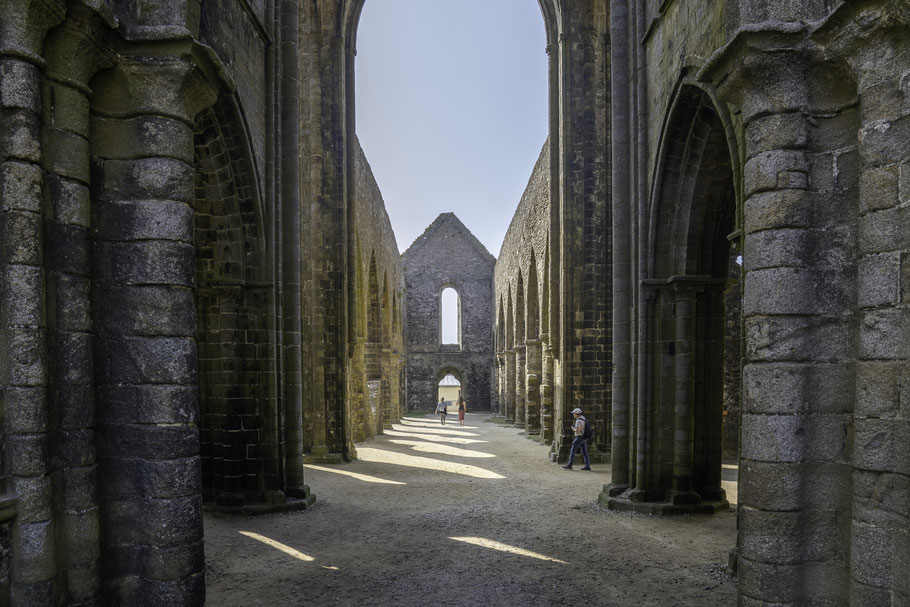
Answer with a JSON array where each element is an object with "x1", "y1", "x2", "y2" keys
[{"x1": 355, "y1": 0, "x2": 549, "y2": 258}]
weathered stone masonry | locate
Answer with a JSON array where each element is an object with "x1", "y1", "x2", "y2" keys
[
  {"x1": 2, "y1": 1, "x2": 910, "y2": 606},
  {"x1": 403, "y1": 213, "x2": 494, "y2": 413}
]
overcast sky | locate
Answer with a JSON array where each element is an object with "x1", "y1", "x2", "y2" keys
[{"x1": 355, "y1": 0, "x2": 549, "y2": 258}]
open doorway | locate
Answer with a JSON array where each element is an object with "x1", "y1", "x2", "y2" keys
[{"x1": 437, "y1": 372, "x2": 462, "y2": 407}]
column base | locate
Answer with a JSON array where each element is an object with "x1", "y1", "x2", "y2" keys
[
  {"x1": 204, "y1": 488, "x2": 316, "y2": 515},
  {"x1": 304, "y1": 448, "x2": 345, "y2": 464},
  {"x1": 598, "y1": 487, "x2": 729, "y2": 515}
]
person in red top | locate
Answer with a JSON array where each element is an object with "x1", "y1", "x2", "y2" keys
[
  {"x1": 457, "y1": 392, "x2": 467, "y2": 426},
  {"x1": 562, "y1": 408, "x2": 591, "y2": 470}
]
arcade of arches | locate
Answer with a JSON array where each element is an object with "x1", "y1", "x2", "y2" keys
[{"x1": 1, "y1": 0, "x2": 909, "y2": 605}]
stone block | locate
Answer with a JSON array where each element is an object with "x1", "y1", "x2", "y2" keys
[
  {"x1": 4, "y1": 264, "x2": 44, "y2": 327},
  {"x1": 96, "y1": 385, "x2": 197, "y2": 425},
  {"x1": 91, "y1": 116, "x2": 193, "y2": 163},
  {"x1": 41, "y1": 81, "x2": 89, "y2": 137},
  {"x1": 0, "y1": 160, "x2": 42, "y2": 213},
  {"x1": 0, "y1": 60, "x2": 40, "y2": 110},
  {"x1": 59, "y1": 510, "x2": 100, "y2": 567},
  {"x1": 742, "y1": 362, "x2": 854, "y2": 415},
  {"x1": 742, "y1": 228, "x2": 813, "y2": 271},
  {"x1": 857, "y1": 252, "x2": 900, "y2": 308},
  {"x1": 860, "y1": 115, "x2": 910, "y2": 166},
  {"x1": 744, "y1": 150, "x2": 809, "y2": 197},
  {"x1": 96, "y1": 157, "x2": 193, "y2": 203},
  {"x1": 44, "y1": 222, "x2": 89, "y2": 275},
  {"x1": 853, "y1": 418, "x2": 910, "y2": 474},
  {"x1": 858, "y1": 308, "x2": 910, "y2": 360},
  {"x1": 92, "y1": 198, "x2": 193, "y2": 243},
  {"x1": 745, "y1": 111, "x2": 808, "y2": 151},
  {"x1": 93, "y1": 240, "x2": 194, "y2": 287},
  {"x1": 101, "y1": 495, "x2": 202, "y2": 548},
  {"x1": 858, "y1": 205, "x2": 910, "y2": 254},
  {"x1": 6, "y1": 434, "x2": 48, "y2": 477},
  {"x1": 739, "y1": 507, "x2": 837, "y2": 564},
  {"x1": 745, "y1": 315, "x2": 851, "y2": 362},
  {"x1": 738, "y1": 460, "x2": 850, "y2": 512},
  {"x1": 11, "y1": 520, "x2": 56, "y2": 584},
  {"x1": 7, "y1": 327, "x2": 47, "y2": 386},
  {"x1": 0, "y1": 209, "x2": 42, "y2": 265},
  {"x1": 3, "y1": 386, "x2": 47, "y2": 433},
  {"x1": 741, "y1": 413, "x2": 849, "y2": 463},
  {"x1": 855, "y1": 361, "x2": 900, "y2": 418},
  {"x1": 0, "y1": 108, "x2": 41, "y2": 162},
  {"x1": 60, "y1": 466, "x2": 98, "y2": 512},
  {"x1": 99, "y1": 457, "x2": 200, "y2": 499},
  {"x1": 95, "y1": 285, "x2": 195, "y2": 337},
  {"x1": 744, "y1": 189, "x2": 813, "y2": 233},
  {"x1": 95, "y1": 335, "x2": 195, "y2": 385},
  {"x1": 104, "y1": 541, "x2": 203, "y2": 582},
  {"x1": 743, "y1": 268, "x2": 840, "y2": 316},
  {"x1": 98, "y1": 424, "x2": 199, "y2": 461},
  {"x1": 737, "y1": 555, "x2": 847, "y2": 604},
  {"x1": 45, "y1": 174, "x2": 90, "y2": 227},
  {"x1": 48, "y1": 274, "x2": 91, "y2": 332},
  {"x1": 49, "y1": 331, "x2": 92, "y2": 385},
  {"x1": 9, "y1": 476, "x2": 52, "y2": 523},
  {"x1": 852, "y1": 470, "x2": 910, "y2": 525},
  {"x1": 860, "y1": 165, "x2": 899, "y2": 213},
  {"x1": 53, "y1": 429, "x2": 95, "y2": 468},
  {"x1": 105, "y1": 572, "x2": 204, "y2": 607},
  {"x1": 851, "y1": 521, "x2": 893, "y2": 587},
  {"x1": 42, "y1": 128, "x2": 89, "y2": 182}
]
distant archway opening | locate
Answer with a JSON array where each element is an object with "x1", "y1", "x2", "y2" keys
[{"x1": 437, "y1": 372, "x2": 462, "y2": 406}]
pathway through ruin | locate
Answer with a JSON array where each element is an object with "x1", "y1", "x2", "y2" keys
[{"x1": 204, "y1": 414, "x2": 737, "y2": 606}]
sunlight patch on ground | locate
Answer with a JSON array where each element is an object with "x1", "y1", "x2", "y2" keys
[
  {"x1": 239, "y1": 531, "x2": 315, "y2": 562},
  {"x1": 382, "y1": 429, "x2": 488, "y2": 445},
  {"x1": 721, "y1": 464, "x2": 738, "y2": 470},
  {"x1": 304, "y1": 464, "x2": 406, "y2": 485},
  {"x1": 722, "y1": 480, "x2": 738, "y2": 506},
  {"x1": 357, "y1": 447, "x2": 505, "y2": 479},
  {"x1": 390, "y1": 423, "x2": 478, "y2": 437},
  {"x1": 386, "y1": 439, "x2": 495, "y2": 458},
  {"x1": 400, "y1": 416, "x2": 480, "y2": 430},
  {"x1": 449, "y1": 536, "x2": 567, "y2": 564}
]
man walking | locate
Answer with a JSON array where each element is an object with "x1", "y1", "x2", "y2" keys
[{"x1": 562, "y1": 408, "x2": 591, "y2": 470}]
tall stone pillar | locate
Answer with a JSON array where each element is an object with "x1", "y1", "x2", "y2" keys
[
  {"x1": 0, "y1": 1, "x2": 64, "y2": 602},
  {"x1": 670, "y1": 286, "x2": 699, "y2": 504},
  {"x1": 539, "y1": 336, "x2": 554, "y2": 444},
  {"x1": 90, "y1": 55, "x2": 217, "y2": 603},
  {"x1": 42, "y1": 6, "x2": 112, "y2": 601},
  {"x1": 503, "y1": 350, "x2": 516, "y2": 421},
  {"x1": 525, "y1": 339, "x2": 542, "y2": 434},
  {"x1": 514, "y1": 344, "x2": 526, "y2": 428}
]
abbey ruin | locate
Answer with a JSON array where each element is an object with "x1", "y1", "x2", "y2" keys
[{"x1": 1, "y1": 0, "x2": 909, "y2": 604}]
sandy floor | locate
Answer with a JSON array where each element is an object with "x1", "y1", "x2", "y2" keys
[{"x1": 204, "y1": 413, "x2": 737, "y2": 606}]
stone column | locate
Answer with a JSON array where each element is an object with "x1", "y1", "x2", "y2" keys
[
  {"x1": 503, "y1": 350, "x2": 516, "y2": 421},
  {"x1": 539, "y1": 336, "x2": 554, "y2": 444},
  {"x1": 670, "y1": 286, "x2": 699, "y2": 504},
  {"x1": 525, "y1": 338, "x2": 542, "y2": 435},
  {"x1": 41, "y1": 6, "x2": 112, "y2": 601},
  {"x1": 514, "y1": 344, "x2": 526, "y2": 428},
  {"x1": 0, "y1": 1, "x2": 64, "y2": 602},
  {"x1": 719, "y1": 46, "x2": 856, "y2": 603},
  {"x1": 90, "y1": 55, "x2": 216, "y2": 603}
]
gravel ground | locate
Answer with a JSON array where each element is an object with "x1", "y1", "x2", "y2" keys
[{"x1": 204, "y1": 413, "x2": 737, "y2": 606}]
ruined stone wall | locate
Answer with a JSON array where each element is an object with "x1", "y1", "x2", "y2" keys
[
  {"x1": 403, "y1": 214, "x2": 495, "y2": 412},
  {"x1": 0, "y1": 1, "x2": 311, "y2": 603},
  {"x1": 345, "y1": 138, "x2": 406, "y2": 448},
  {"x1": 494, "y1": 141, "x2": 553, "y2": 441}
]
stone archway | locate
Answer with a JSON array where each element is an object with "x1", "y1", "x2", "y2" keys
[{"x1": 603, "y1": 82, "x2": 741, "y2": 515}]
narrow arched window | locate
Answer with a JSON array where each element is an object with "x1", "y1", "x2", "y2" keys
[{"x1": 441, "y1": 287, "x2": 460, "y2": 345}]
